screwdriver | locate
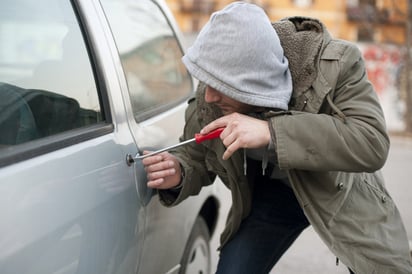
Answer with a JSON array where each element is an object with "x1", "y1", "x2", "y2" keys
[{"x1": 134, "y1": 127, "x2": 224, "y2": 160}]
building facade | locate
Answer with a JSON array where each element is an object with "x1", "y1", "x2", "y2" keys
[{"x1": 166, "y1": 0, "x2": 408, "y2": 45}]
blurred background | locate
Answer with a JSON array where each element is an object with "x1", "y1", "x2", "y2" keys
[{"x1": 165, "y1": 0, "x2": 412, "y2": 136}]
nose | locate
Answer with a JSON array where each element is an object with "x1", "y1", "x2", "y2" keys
[{"x1": 204, "y1": 86, "x2": 221, "y2": 103}]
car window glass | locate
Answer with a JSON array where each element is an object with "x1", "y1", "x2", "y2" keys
[
  {"x1": 99, "y1": 0, "x2": 192, "y2": 121},
  {"x1": 0, "y1": 0, "x2": 102, "y2": 148}
]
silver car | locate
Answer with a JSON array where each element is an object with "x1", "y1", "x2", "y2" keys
[{"x1": 0, "y1": 0, "x2": 222, "y2": 273}]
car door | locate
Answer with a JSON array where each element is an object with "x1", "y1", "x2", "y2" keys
[
  {"x1": 96, "y1": 1, "x2": 217, "y2": 273},
  {"x1": 97, "y1": 0, "x2": 193, "y2": 205},
  {"x1": 0, "y1": 0, "x2": 144, "y2": 273}
]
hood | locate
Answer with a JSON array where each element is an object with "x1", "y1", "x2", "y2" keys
[
  {"x1": 182, "y1": 1, "x2": 292, "y2": 110},
  {"x1": 272, "y1": 16, "x2": 331, "y2": 94}
]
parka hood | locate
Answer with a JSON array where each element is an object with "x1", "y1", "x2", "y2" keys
[
  {"x1": 272, "y1": 16, "x2": 331, "y2": 94},
  {"x1": 182, "y1": 2, "x2": 293, "y2": 110}
]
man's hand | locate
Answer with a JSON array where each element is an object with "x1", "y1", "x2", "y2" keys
[
  {"x1": 141, "y1": 151, "x2": 182, "y2": 189},
  {"x1": 201, "y1": 113, "x2": 271, "y2": 160}
]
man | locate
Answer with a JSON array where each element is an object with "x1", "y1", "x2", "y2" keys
[{"x1": 142, "y1": 2, "x2": 412, "y2": 273}]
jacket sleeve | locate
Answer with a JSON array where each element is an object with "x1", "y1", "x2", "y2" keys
[
  {"x1": 158, "y1": 97, "x2": 216, "y2": 206},
  {"x1": 271, "y1": 42, "x2": 390, "y2": 172}
]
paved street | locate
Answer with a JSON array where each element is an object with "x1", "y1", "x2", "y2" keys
[{"x1": 209, "y1": 135, "x2": 412, "y2": 273}]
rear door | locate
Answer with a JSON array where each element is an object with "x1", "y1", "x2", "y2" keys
[
  {"x1": 97, "y1": 0, "x2": 193, "y2": 205},
  {"x1": 97, "y1": 1, "x2": 206, "y2": 273},
  {"x1": 0, "y1": 0, "x2": 143, "y2": 273}
]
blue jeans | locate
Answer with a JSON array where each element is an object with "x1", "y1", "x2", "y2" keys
[{"x1": 216, "y1": 174, "x2": 310, "y2": 274}]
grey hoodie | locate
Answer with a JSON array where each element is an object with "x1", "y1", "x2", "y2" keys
[{"x1": 182, "y1": 1, "x2": 292, "y2": 110}]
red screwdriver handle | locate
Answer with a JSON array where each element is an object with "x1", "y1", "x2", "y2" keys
[{"x1": 194, "y1": 127, "x2": 224, "y2": 144}]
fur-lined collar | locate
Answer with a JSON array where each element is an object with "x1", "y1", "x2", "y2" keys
[{"x1": 273, "y1": 16, "x2": 331, "y2": 95}]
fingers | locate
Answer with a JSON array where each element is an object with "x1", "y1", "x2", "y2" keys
[
  {"x1": 141, "y1": 151, "x2": 181, "y2": 189},
  {"x1": 142, "y1": 154, "x2": 173, "y2": 173},
  {"x1": 200, "y1": 116, "x2": 230, "y2": 134},
  {"x1": 201, "y1": 113, "x2": 271, "y2": 160},
  {"x1": 146, "y1": 160, "x2": 175, "y2": 178},
  {"x1": 146, "y1": 166, "x2": 176, "y2": 188},
  {"x1": 221, "y1": 125, "x2": 246, "y2": 160}
]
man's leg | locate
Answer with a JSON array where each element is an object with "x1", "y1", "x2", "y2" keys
[{"x1": 216, "y1": 177, "x2": 310, "y2": 274}]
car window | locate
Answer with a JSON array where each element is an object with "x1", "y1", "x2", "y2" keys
[
  {"x1": 0, "y1": 0, "x2": 102, "y2": 149},
  {"x1": 99, "y1": 0, "x2": 192, "y2": 121}
]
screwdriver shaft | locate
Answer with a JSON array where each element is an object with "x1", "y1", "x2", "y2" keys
[
  {"x1": 134, "y1": 138, "x2": 195, "y2": 159},
  {"x1": 134, "y1": 128, "x2": 224, "y2": 160}
]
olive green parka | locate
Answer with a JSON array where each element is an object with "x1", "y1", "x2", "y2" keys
[{"x1": 160, "y1": 17, "x2": 412, "y2": 273}]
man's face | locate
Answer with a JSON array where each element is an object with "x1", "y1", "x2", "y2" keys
[{"x1": 204, "y1": 86, "x2": 254, "y2": 115}]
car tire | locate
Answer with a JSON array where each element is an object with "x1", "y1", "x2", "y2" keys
[{"x1": 179, "y1": 216, "x2": 211, "y2": 274}]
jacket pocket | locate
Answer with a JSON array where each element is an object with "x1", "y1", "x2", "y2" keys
[{"x1": 328, "y1": 172, "x2": 395, "y2": 244}]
